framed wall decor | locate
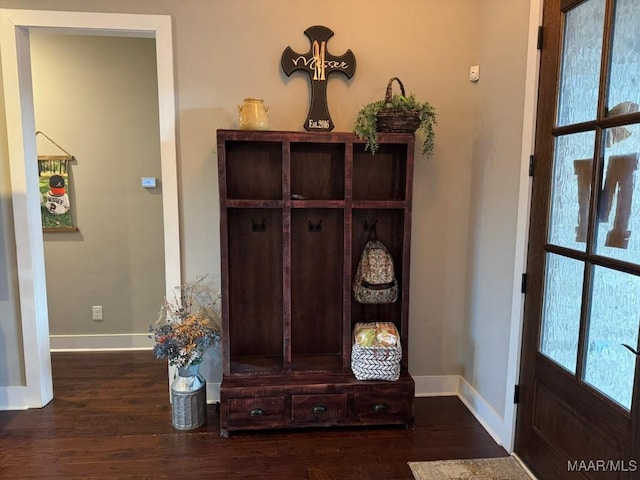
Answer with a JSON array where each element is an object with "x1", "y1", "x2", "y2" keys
[{"x1": 38, "y1": 155, "x2": 77, "y2": 232}]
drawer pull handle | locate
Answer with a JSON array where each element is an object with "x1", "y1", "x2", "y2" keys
[
  {"x1": 374, "y1": 403, "x2": 390, "y2": 412},
  {"x1": 312, "y1": 405, "x2": 328, "y2": 414},
  {"x1": 249, "y1": 408, "x2": 264, "y2": 417}
]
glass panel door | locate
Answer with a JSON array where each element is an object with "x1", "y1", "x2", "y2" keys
[
  {"x1": 542, "y1": 0, "x2": 640, "y2": 410},
  {"x1": 595, "y1": 124, "x2": 640, "y2": 262},
  {"x1": 548, "y1": 132, "x2": 595, "y2": 250},
  {"x1": 540, "y1": 253, "x2": 584, "y2": 373},
  {"x1": 517, "y1": 0, "x2": 640, "y2": 476},
  {"x1": 606, "y1": 0, "x2": 640, "y2": 116},
  {"x1": 583, "y1": 266, "x2": 640, "y2": 409},
  {"x1": 557, "y1": 0, "x2": 606, "y2": 126}
]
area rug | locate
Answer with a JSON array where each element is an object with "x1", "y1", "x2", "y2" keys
[{"x1": 409, "y1": 456, "x2": 534, "y2": 479}]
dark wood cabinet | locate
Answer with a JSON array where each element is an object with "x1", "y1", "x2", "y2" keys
[{"x1": 217, "y1": 129, "x2": 415, "y2": 437}]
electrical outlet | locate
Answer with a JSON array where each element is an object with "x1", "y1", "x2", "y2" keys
[{"x1": 92, "y1": 305, "x2": 103, "y2": 321}]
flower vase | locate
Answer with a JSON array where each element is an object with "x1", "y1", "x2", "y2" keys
[{"x1": 171, "y1": 363, "x2": 207, "y2": 430}]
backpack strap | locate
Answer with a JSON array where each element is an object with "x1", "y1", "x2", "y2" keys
[{"x1": 361, "y1": 280, "x2": 396, "y2": 290}]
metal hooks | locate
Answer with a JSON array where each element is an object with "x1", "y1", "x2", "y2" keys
[
  {"x1": 308, "y1": 220, "x2": 322, "y2": 232},
  {"x1": 363, "y1": 220, "x2": 377, "y2": 233},
  {"x1": 251, "y1": 219, "x2": 266, "y2": 233}
]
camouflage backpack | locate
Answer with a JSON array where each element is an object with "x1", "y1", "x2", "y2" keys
[{"x1": 353, "y1": 239, "x2": 398, "y2": 304}]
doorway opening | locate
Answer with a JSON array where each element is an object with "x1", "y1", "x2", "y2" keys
[
  {"x1": 0, "y1": 9, "x2": 180, "y2": 408},
  {"x1": 31, "y1": 32, "x2": 166, "y2": 353}
]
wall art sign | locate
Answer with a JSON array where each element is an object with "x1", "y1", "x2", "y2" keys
[
  {"x1": 38, "y1": 155, "x2": 77, "y2": 232},
  {"x1": 281, "y1": 25, "x2": 356, "y2": 132}
]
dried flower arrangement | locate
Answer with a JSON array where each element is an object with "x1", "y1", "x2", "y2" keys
[{"x1": 149, "y1": 275, "x2": 222, "y2": 368}]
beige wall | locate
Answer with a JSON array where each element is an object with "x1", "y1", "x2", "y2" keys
[
  {"x1": 463, "y1": 0, "x2": 530, "y2": 417},
  {"x1": 30, "y1": 33, "x2": 165, "y2": 337},
  {"x1": 0, "y1": 0, "x2": 533, "y2": 423}
]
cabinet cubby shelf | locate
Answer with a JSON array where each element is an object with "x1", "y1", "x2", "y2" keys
[
  {"x1": 224, "y1": 201, "x2": 407, "y2": 208},
  {"x1": 217, "y1": 129, "x2": 415, "y2": 437}
]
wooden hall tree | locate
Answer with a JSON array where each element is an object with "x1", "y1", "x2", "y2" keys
[{"x1": 217, "y1": 130, "x2": 415, "y2": 437}]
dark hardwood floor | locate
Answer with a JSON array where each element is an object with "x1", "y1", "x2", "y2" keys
[{"x1": 0, "y1": 351, "x2": 508, "y2": 479}]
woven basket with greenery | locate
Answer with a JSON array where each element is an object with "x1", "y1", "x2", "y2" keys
[
  {"x1": 376, "y1": 77, "x2": 421, "y2": 133},
  {"x1": 353, "y1": 77, "x2": 437, "y2": 156}
]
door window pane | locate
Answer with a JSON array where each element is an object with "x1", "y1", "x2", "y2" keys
[
  {"x1": 540, "y1": 253, "x2": 584, "y2": 373},
  {"x1": 549, "y1": 132, "x2": 595, "y2": 251},
  {"x1": 596, "y1": 124, "x2": 640, "y2": 263},
  {"x1": 606, "y1": 0, "x2": 640, "y2": 116},
  {"x1": 583, "y1": 266, "x2": 640, "y2": 410},
  {"x1": 557, "y1": 0, "x2": 606, "y2": 126}
]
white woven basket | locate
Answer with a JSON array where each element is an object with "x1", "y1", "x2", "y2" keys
[{"x1": 351, "y1": 322, "x2": 402, "y2": 381}]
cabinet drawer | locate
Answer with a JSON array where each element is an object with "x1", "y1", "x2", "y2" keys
[
  {"x1": 354, "y1": 392, "x2": 409, "y2": 419},
  {"x1": 291, "y1": 394, "x2": 347, "y2": 423},
  {"x1": 227, "y1": 396, "x2": 285, "y2": 427}
]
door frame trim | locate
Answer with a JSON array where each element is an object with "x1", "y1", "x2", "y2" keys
[
  {"x1": 0, "y1": 9, "x2": 181, "y2": 408},
  {"x1": 501, "y1": 0, "x2": 543, "y2": 451}
]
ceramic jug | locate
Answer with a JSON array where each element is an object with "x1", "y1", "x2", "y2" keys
[{"x1": 238, "y1": 98, "x2": 270, "y2": 130}]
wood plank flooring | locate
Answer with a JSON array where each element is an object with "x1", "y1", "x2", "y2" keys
[{"x1": 0, "y1": 351, "x2": 508, "y2": 479}]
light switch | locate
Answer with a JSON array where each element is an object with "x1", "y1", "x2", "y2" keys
[{"x1": 141, "y1": 177, "x2": 157, "y2": 188}]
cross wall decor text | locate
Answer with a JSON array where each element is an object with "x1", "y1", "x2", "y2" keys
[{"x1": 281, "y1": 25, "x2": 356, "y2": 132}]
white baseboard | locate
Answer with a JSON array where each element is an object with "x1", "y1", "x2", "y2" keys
[
  {"x1": 0, "y1": 386, "x2": 28, "y2": 410},
  {"x1": 457, "y1": 376, "x2": 507, "y2": 447},
  {"x1": 413, "y1": 374, "x2": 509, "y2": 449},
  {"x1": 49, "y1": 333, "x2": 154, "y2": 351},
  {"x1": 413, "y1": 374, "x2": 460, "y2": 397}
]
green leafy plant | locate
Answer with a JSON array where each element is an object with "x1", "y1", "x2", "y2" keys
[{"x1": 353, "y1": 93, "x2": 437, "y2": 157}]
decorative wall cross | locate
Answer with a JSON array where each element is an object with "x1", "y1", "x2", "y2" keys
[{"x1": 281, "y1": 25, "x2": 356, "y2": 131}]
